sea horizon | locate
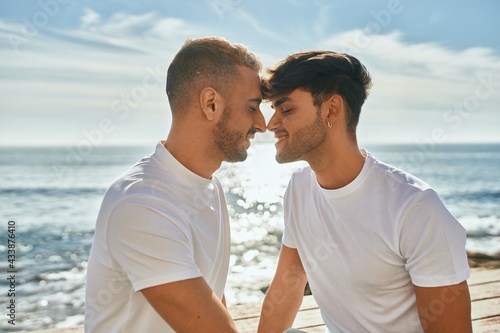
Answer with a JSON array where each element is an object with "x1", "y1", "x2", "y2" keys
[{"x1": 1, "y1": 140, "x2": 500, "y2": 148}]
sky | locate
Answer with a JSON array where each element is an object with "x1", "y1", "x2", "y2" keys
[{"x1": 1, "y1": 0, "x2": 500, "y2": 147}]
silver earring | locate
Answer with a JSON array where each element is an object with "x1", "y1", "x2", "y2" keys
[{"x1": 327, "y1": 121, "x2": 332, "y2": 128}]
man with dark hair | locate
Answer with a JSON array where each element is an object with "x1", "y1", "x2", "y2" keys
[
  {"x1": 85, "y1": 36, "x2": 265, "y2": 332},
  {"x1": 258, "y1": 51, "x2": 472, "y2": 333}
]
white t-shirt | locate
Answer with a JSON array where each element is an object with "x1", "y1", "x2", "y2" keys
[
  {"x1": 283, "y1": 151, "x2": 469, "y2": 333},
  {"x1": 85, "y1": 142, "x2": 231, "y2": 333}
]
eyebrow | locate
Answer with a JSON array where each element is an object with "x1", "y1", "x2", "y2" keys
[
  {"x1": 248, "y1": 98, "x2": 262, "y2": 105},
  {"x1": 271, "y1": 97, "x2": 291, "y2": 109}
]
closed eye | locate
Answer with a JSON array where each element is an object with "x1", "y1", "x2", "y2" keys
[
  {"x1": 247, "y1": 98, "x2": 262, "y2": 112},
  {"x1": 249, "y1": 104, "x2": 261, "y2": 112}
]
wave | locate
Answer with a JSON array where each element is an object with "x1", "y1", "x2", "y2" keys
[
  {"x1": 0, "y1": 186, "x2": 105, "y2": 196},
  {"x1": 459, "y1": 215, "x2": 500, "y2": 237},
  {"x1": 447, "y1": 190, "x2": 500, "y2": 202}
]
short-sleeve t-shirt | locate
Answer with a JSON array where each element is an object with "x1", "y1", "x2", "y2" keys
[
  {"x1": 85, "y1": 142, "x2": 231, "y2": 333},
  {"x1": 283, "y1": 151, "x2": 469, "y2": 333}
]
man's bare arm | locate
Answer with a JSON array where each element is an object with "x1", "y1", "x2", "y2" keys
[
  {"x1": 258, "y1": 245, "x2": 308, "y2": 333},
  {"x1": 141, "y1": 277, "x2": 238, "y2": 333},
  {"x1": 222, "y1": 294, "x2": 227, "y2": 308},
  {"x1": 414, "y1": 280, "x2": 472, "y2": 333}
]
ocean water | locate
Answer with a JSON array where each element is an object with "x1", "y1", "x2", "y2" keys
[{"x1": 0, "y1": 143, "x2": 499, "y2": 332}]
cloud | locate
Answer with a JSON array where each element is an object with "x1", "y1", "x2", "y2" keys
[
  {"x1": 0, "y1": 9, "x2": 183, "y2": 145},
  {"x1": 232, "y1": 10, "x2": 287, "y2": 43},
  {"x1": 81, "y1": 8, "x2": 101, "y2": 29},
  {"x1": 322, "y1": 30, "x2": 500, "y2": 77},
  {"x1": 316, "y1": 29, "x2": 500, "y2": 143},
  {"x1": 320, "y1": 30, "x2": 500, "y2": 112},
  {"x1": 36, "y1": 8, "x2": 202, "y2": 55},
  {"x1": 1, "y1": 4, "x2": 499, "y2": 145},
  {"x1": 0, "y1": 20, "x2": 23, "y2": 34},
  {"x1": 314, "y1": 4, "x2": 332, "y2": 36},
  {"x1": 0, "y1": 8, "x2": 209, "y2": 98},
  {"x1": 146, "y1": 17, "x2": 200, "y2": 43},
  {"x1": 80, "y1": 9, "x2": 156, "y2": 36}
]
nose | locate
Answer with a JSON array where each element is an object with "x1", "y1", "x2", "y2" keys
[
  {"x1": 266, "y1": 111, "x2": 280, "y2": 132},
  {"x1": 252, "y1": 109, "x2": 266, "y2": 133}
]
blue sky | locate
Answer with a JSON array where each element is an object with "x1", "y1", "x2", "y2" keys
[{"x1": 1, "y1": 0, "x2": 499, "y2": 146}]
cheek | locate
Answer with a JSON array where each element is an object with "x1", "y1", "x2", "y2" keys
[
  {"x1": 233, "y1": 113, "x2": 252, "y2": 131},
  {"x1": 282, "y1": 117, "x2": 294, "y2": 129},
  {"x1": 244, "y1": 111, "x2": 256, "y2": 124}
]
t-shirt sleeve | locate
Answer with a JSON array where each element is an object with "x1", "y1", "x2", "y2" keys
[
  {"x1": 400, "y1": 189, "x2": 470, "y2": 287},
  {"x1": 106, "y1": 200, "x2": 202, "y2": 292},
  {"x1": 282, "y1": 183, "x2": 297, "y2": 249}
]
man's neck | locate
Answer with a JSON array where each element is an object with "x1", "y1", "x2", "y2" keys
[
  {"x1": 310, "y1": 142, "x2": 366, "y2": 190},
  {"x1": 164, "y1": 127, "x2": 222, "y2": 179}
]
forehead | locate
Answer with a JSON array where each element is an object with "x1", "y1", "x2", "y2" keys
[
  {"x1": 271, "y1": 89, "x2": 313, "y2": 108},
  {"x1": 236, "y1": 65, "x2": 260, "y2": 85},
  {"x1": 232, "y1": 65, "x2": 261, "y2": 96}
]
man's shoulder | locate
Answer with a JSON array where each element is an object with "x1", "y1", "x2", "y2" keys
[
  {"x1": 363, "y1": 155, "x2": 446, "y2": 215},
  {"x1": 289, "y1": 165, "x2": 313, "y2": 184},
  {"x1": 367, "y1": 154, "x2": 432, "y2": 193},
  {"x1": 101, "y1": 156, "x2": 176, "y2": 209}
]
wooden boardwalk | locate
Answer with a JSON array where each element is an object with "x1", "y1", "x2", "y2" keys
[
  {"x1": 229, "y1": 268, "x2": 500, "y2": 333},
  {"x1": 33, "y1": 268, "x2": 500, "y2": 333}
]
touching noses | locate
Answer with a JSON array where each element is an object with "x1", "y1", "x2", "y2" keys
[
  {"x1": 266, "y1": 112, "x2": 280, "y2": 132},
  {"x1": 252, "y1": 109, "x2": 266, "y2": 133}
]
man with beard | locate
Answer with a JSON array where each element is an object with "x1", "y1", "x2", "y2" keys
[
  {"x1": 257, "y1": 51, "x2": 472, "y2": 333},
  {"x1": 85, "y1": 37, "x2": 265, "y2": 333}
]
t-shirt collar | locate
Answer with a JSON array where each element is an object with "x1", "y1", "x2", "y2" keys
[
  {"x1": 315, "y1": 149, "x2": 372, "y2": 198},
  {"x1": 154, "y1": 141, "x2": 213, "y2": 189}
]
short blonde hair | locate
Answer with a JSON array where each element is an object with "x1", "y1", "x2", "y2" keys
[{"x1": 166, "y1": 36, "x2": 261, "y2": 114}]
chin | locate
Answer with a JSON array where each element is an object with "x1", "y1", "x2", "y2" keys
[
  {"x1": 225, "y1": 149, "x2": 248, "y2": 163},
  {"x1": 275, "y1": 150, "x2": 301, "y2": 164},
  {"x1": 275, "y1": 154, "x2": 292, "y2": 164}
]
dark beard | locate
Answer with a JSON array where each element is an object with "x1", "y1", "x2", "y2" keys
[
  {"x1": 276, "y1": 111, "x2": 326, "y2": 163},
  {"x1": 213, "y1": 107, "x2": 248, "y2": 162}
]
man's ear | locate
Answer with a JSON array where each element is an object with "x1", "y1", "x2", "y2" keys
[
  {"x1": 325, "y1": 94, "x2": 344, "y2": 125},
  {"x1": 199, "y1": 87, "x2": 222, "y2": 121}
]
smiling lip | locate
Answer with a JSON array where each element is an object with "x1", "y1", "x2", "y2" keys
[
  {"x1": 246, "y1": 129, "x2": 257, "y2": 141},
  {"x1": 274, "y1": 134, "x2": 288, "y2": 145}
]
